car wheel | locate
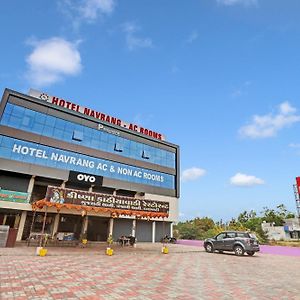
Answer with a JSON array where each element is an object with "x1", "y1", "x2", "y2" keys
[
  {"x1": 218, "y1": 250, "x2": 223, "y2": 254},
  {"x1": 234, "y1": 245, "x2": 244, "y2": 256},
  {"x1": 205, "y1": 243, "x2": 214, "y2": 253},
  {"x1": 246, "y1": 251, "x2": 255, "y2": 256}
]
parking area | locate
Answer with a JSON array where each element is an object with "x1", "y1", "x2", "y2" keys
[{"x1": 1, "y1": 243, "x2": 300, "y2": 300}]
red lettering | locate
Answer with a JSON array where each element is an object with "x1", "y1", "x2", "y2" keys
[
  {"x1": 59, "y1": 99, "x2": 65, "y2": 107},
  {"x1": 129, "y1": 124, "x2": 134, "y2": 130},
  {"x1": 133, "y1": 125, "x2": 138, "y2": 131},
  {"x1": 84, "y1": 107, "x2": 91, "y2": 115},
  {"x1": 158, "y1": 134, "x2": 162, "y2": 140},
  {"x1": 140, "y1": 127, "x2": 144, "y2": 134},
  {"x1": 66, "y1": 101, "x2": 72, "y2": 109},
  {"x1": 111, "y1": 117, "x2": 117, "y2": 124},
  {"x1": 90, "y1": 110, "x2": 95, "y2": 118},
  {"x1": 116, "y1": 119, "x2": 121, "y2": 126},
  {"x1": 100, "y1": 114, "x2": 106, "y2": 121},
  {"x1": 95, "y1": 111, "x2": 101, "y2": 119},
  {"x1": 148, "y1": 130, "x2": 153, "y2": 137},
  {"x1": 52, "y1": 97, "x2": 59, "y2": 105},
  {"x1": 105, "y1": 115, "x2": 111, "y2": 123}
]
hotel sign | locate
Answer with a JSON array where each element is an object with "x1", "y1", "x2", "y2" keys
[
  {"x1": 29, "y1": 89, "x2": 165, "y2": 141},
  {"x1": 45, "y1": 186, "x2": 169, "y2": 213}
]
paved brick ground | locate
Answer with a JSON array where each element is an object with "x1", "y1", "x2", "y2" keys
[{"x1": 1, "y1": 244, "x2": 299, "y2": 300}]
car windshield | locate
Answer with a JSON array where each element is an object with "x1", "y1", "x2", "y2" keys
[{"x1": 249, "y1": 233, "x2": 257, "y2": 239}]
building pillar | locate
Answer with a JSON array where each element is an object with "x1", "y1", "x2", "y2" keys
[
  {"x1": 16, "y1": 211, "x2": 27, "y2": 241},
  {"x1": 14, "y1": 214, "x2": 21, "y2": 228},
  {"x1": 108, "y1": 218, "x2": 114, "y2": 236},
  {"x1": 88, "y1": 186, "x2": 93, "y2": 192},
  {"x1": 170, "y1": 222, "x2": 173, "y2": 237},
  {"x1": 152, "y1": 221, "x2": 156, "y2": 243},
  {"x1": 132, "y1": 219, "x2": 136, "y2": 237},
  {"x1": 2, "y1": 215, "x2": 7, "y2": 225},
  {"x1": 27, "y1": 175, "x2": 35, "y2": 202},
  {"x1": 52, "y1": 214, "x2": 60, "y2": 238},
  {"x1": 83, "y1": 216, "x2": 89, "y2": 233},
  {"x1": 60, "y1": 181, "x2": 66, "y2": 188}
]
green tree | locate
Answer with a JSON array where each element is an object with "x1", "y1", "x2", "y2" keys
[{"x1": 261, "y1": 204, "x2": 295, "y2": 226}]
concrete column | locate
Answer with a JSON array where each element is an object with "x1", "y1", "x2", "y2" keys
[
  {"x1": 52, "y1": 214, "x2": 60, "y2": 238},
  {"x1": 170, "y1": 222, "x2": 173, "y2": 237},
  {"x1": 108, "y1": 218, "x2": 114, "y2": 236},
  {"x1": 83, "y1": 216, "x2": 89, "y2": 233},
  {"x1": 152, "y1": 221, "x2": 156, "y2": 243},
  {"x1": 16, "y1": 211, "x2": 27, "y2": 241},
  {"x1": 88, "y1": 186, "x2": 93, "y2": 192},
  {"x1": 60, "y1": 181, "x2": 66, "y2": 188},
  {"x1": 3, "y1": 215, "x2": 7, "y2": 225},
  {"x1": 132, "y1": 219, "x2": 136, "y2": 237},
  {"x1": 14, "y1": 214, "x2": 21, "y2": 228},
  {"x1": 27, "y1": 176, "x2": 35, "y2": 202}
]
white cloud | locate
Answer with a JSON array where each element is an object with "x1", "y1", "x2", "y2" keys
[
  {"x1": 230, "y1": 173, "x2": 264, "y2": 187},
  {"x1": 186, "y1": 31, "x2": 198, "y2": 44},
  {"x1": 26, "y1": 37, "x2": 82, "y2": 87},
  {"x1": 217, "y1": 0, "x2": 257, "y2": 6},
  {"x1": 122, "y1": 22, "x2": 153, "y2": 51},
  {"x1": 58, "y1": 0, "x2": 115, "y2": 28},
  {"x1": 289, "y1": 143, "x2": 300, "y2": 148},
  {"x1": 79, "y1": 0, "x2": 115, "y2": 20},
  {"x1": 239, "y1": 101, "x2": 300, "y2": 138},
  {"x1": 181, "y1": 167, "x2": 206, "y2": 182}
]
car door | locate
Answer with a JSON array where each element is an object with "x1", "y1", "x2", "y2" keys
[
  {"x1": 223, "y1": 232, "x2": 236, "y2": 251},
  {"x1": 214, "y1": 233, "x2": 227, "y2": 250}
]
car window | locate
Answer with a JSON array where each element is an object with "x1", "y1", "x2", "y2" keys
[
  {"x1": 216, "y1": 233, "x2": 226, "y2": 240},
  {"x1": 236, "y1": 232, "x2": 248, "y2": 238},
  {"x1": 249, "y1": 233, "x2": 257, "y2": 239},
  {"x1": 226, "y1": 232, "x2": 236, "y2": 238}
]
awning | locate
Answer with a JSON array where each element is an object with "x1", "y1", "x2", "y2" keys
[{"x1": 32, "y1": 199, "x2": 169, "y2": 219}]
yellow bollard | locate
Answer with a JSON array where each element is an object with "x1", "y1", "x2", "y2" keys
[
  {"x1": 106, "y1": 248, "x2": 114, "y2": 256},
  {"x1": 162, "y1": 246, "x2": 169, "y2": 254},
  {"x1": 39, "y1": 248, "x2": 48, "y2": 257}
]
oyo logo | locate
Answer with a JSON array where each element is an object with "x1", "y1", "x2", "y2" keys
[{"x1": 77, "y1": 173, "x2": 96, "y2": 183}]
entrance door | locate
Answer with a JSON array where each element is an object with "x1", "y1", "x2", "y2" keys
[{"x1": 87, "y1": 217, "x2": 109, "y2": 241}]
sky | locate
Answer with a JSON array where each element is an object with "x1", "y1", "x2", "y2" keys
[{"x1": 1, "y1": 0, "x2": 300, "y2": 222}]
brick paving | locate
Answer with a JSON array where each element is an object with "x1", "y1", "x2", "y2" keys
[{"x1": 0, "y1": 243, "x2": 300, "y2": 300}]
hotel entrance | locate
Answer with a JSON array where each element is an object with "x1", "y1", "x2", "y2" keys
[{"x1": 87, "y1": 216, "x2": 109, "y2": 241}]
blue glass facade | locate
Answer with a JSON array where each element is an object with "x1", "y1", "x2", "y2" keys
[
  {"x1": 0, "y1": 103, "x2": 176, "y2": 169},
  {"x1": 0, "y1": 135, "x2": 175, "y2": 189}
]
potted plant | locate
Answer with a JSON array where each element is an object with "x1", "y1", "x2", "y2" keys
[
  {"x1": 106, "y1": 234, "x2": 114, "y2": 256},
  {"x1": 80, "y1": 231, "x2": 88, "y2": 247}
]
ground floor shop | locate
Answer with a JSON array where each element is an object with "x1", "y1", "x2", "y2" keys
[
  {"x1": 0, "y1": 208, "x2": 172, "y2": 244},
  {"x1": 0, "y1": 170, "x2": 176, "y2": 245}
]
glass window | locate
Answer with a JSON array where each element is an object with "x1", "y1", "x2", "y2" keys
[
  {"x1": 236, "y1": 232, "x2": 248, "y2": 238},
  {"x1": 2, "y1": 103, "x2": 176, "y2": 169},
  {"x1": 72, "y1": 130, "x2": 83, "y2": 141},
  {"x1": 142, "y1": 150, "x2": 150, "y2": 159},
  {"x1": 22, "y1": 116, "x2": 32, "y2": 127},
  {"x1": 114, "y1": 142, "x2": 123, "y2": 152},
  {"x1": 226, "y1": 232, "x2": 236, "y2": 238},
  {"x1": 216, "y1": 233, "x2": 226, "y2": 240}
]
